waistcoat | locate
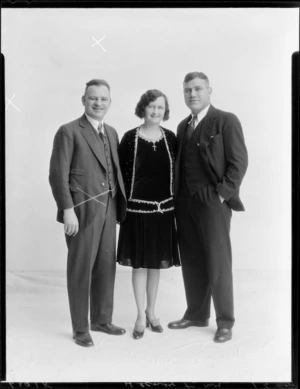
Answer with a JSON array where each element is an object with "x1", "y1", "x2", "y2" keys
[
  {"x1": 96, "y1": 131, "x2": 117, "y2": 198},
  {"x1": 180, "y1": 118, "x2": 211, "y2": 196}
]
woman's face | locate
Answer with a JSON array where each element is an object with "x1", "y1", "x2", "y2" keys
[{"x1": 144, "y1": 96, "x2": 166, "y2": 126}]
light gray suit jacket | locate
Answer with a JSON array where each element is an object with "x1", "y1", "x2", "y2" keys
[{"x1": 49, "y1": 114, "x2": 126, "y2": 228}]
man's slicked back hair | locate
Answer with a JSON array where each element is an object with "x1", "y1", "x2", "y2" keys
[
  {"x1": 183, "y1": 72, "x2": 210, "y2": 85},
  {"x1": 84, "y1": 79, "x2": 110, "y2": 95}
]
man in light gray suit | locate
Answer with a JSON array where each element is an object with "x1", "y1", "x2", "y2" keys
[{"x1": 49, "y1": 79, "x2": 127, "y2": 347}]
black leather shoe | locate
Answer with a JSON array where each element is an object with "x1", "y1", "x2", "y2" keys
[
  {"x1": 90, "y1": 323, "x2": 126, "y2": 335},
  {"x1": 133, "y1": 328, "x2": 144, "y2": 339},
  {"x1": 72, "y1": 331, "x2": 94, "y2": 347},
  {"x1": 214, "y1": 328, "x2": 232, "y2": 343},
  {"x1": 146, "y1": 317, "x2": 163, "y2": 333},
  {"x1": 168, "y1": 318, "x2": 209, "y2": 329},
  {"x1": 133, "y1": 320, "x2": 145, "y2": 339}
]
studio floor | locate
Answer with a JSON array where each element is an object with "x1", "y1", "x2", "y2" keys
[{"x1": 5, "y1": 267, "x2": 291, "y2": 383}]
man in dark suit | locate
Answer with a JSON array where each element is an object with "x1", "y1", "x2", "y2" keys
[
  {"x1": 49, "y1": 79, "x2": 127, "y2": 347},
  {"x1": 168, "y1": 72, "x2": 248, "y2": 342}
]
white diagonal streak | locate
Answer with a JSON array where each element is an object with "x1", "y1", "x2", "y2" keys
[
  {"x1": 73, "y1": 186, "x2": 116, "y2": 208},
  {"x1": 5, "y1": 94, "x2": 21, "y2": 112},
  {"x1": 91, "y1": 36, "x2": 107, "y2": 52}
]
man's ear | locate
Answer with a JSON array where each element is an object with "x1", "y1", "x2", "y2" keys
[{"x1": 81, "y1": 95, "x2": 85, "y2": 106}]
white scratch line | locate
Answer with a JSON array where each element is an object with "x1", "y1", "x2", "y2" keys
[
  {"x1": 91, "y1": 36, "x2": 107, "y2": 52},
  {"x1": 5, "y1": 94, "x2": 21, "y2": 112}
]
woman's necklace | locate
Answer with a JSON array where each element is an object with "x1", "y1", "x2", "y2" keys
[{"x1": 139, "y1": 126, "x2": 162, "y2": 151}]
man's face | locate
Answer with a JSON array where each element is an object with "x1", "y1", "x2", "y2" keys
[
  {"x1": 183, "y1": 77, "x2": 212, "y2": 115},
  {"x1": 82, "y1": 85, "x2": 111, "y2": 121}
]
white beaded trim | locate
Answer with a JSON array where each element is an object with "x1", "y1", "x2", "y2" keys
[
  {"x1": 138, "y1": 131, "x2": 163, "y2": 144},
  {"x1": 129, "y1": 128, "x2": 139, "y2": 200},
  {"x1": 127, "y1": 207, "x2": 174, "y2": 214},
  {"x1": 161, "y1": 129, "x2": 173, "y2": 196},
  {"x1": 129, "y1": 197, "x2": 173, "y2": 205},
  {"x1": 129, "y1": 127, "x2": 173, "y2": 201},
  {"x1": 127, "y1": 197, "x2": 174, "y2": 214}
]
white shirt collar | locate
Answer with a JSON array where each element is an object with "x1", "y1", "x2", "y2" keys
[
  {"x1": 85, "y1": 113, "x2": 105, "y2": 134},
  {"x1": 189, "y1": 104, "x2": 210, "y2": 125}
]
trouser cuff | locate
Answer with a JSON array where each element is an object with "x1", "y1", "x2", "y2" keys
[
  {"x1": 216, "y1": 318, "x2": 235, "y2": 330},
  {"x1": 72, "y1": 322, "x2": 89, "y2": 333},
  {"x1": 183, "y1": 313, "x2": 210, "y2": 321},
  {"x1": 90, "y1": 314, "x2": 112, "y2": 325}
]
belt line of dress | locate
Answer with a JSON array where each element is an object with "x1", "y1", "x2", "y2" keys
[
  {"x1": 128, "y1": 196, "x2": 173, "y2": 205},
  {"x1": 127, "y1": 197, "x2": 174, "y2": 214}
]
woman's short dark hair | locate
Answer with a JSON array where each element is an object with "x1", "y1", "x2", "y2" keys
[{"x1": 135, "y1": 89, "x2": 170, "y2": 121}]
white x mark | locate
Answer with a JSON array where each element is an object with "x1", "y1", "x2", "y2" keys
[
  {"x1": 91, "y1": 36, "x2": 107, "y2": 52},
  {"x1": 5, "y1": 94, "x2": 21, "y2": 112}
]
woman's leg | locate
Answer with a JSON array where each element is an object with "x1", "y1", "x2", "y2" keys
[
  {"x1": 132, "y1": 268, "x2": 147, "y2": 327},
  {"x1": 145, "y1": 269, "x2": 160, "y2": 320}
]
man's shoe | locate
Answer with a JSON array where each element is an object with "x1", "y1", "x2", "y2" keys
[
  {"x1": 168, "y1": 318, "x2": 209, "y2": 329},
  {"x1": 214, "y1": 328, "x2": 232, "y2": 343},
  {"x1": 72, "y1": 331, "x2": 94, "y2": 347},
  {"x1": 91, "y1": 323, "x2": 126, "y2": 335}
]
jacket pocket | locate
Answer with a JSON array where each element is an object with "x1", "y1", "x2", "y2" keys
[
  {"x1": 70, "y1": 168, "x2": 84, "y2": 175},
  {"x1": 207, "y1": 133, "x2": 222, "y2": 152},
  {"x1": 207, "y1": 132, "x2": 221, "y2": 143},
  {"x1": 69, "y1": 168, "x2": 84, "y2": 191},
  {"x1": 206, "y1": 133, "x2": 225, "y2": 180}
]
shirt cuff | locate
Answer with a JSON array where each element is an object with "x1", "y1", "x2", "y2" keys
[{"x1": 218, "y1": 194, "x2": 225, "y2": 203}]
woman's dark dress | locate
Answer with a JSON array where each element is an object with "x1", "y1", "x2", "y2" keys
[{"x1": 117, "y1": 127, "x2": 180, "y2": 269}]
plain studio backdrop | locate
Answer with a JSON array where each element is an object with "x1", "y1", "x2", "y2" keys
[{"x1": 2, "y1": 7, "x2": 299, "y2": 384}]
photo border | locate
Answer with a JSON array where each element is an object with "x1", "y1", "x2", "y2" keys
[{"x1": 0, "y1": 2, "x2": 299, "y2": 388}]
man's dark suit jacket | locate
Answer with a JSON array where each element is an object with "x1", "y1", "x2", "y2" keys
[
  {"x1": 175, "y1": 105, "x2": 248, "y2": 211},
  {"x1": 49, "y1": 114, "x2": 127, "y2": 228}
]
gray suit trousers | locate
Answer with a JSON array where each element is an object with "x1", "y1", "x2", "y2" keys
[
  {"x1": 65, "y1": 195, "x2": 117, "y2": 332},
  {"x1": 176, "y1": 188, "x2": 234, "y2": 330}
]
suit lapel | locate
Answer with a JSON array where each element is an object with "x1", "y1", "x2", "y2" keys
[
  {"x1": 177, "y1": 116, "x2": 190, "y2": 158},
  {"x1": 79, "y1": 114, "x2": 107, "y2": 170},
  {"x1": 198, "y1": 105, "x2": 217, "y2": 140},
  {"x1": 178, "y1": 106, "x2": 217, "y2": 143},
  {"x1": 175, "y1": 116, "x2": 190, "y2": 196},
  {"x1": 175, "y1": 107, "x2": 217, "y2": 196},
  {"x1": 105, "y1": 124, "x2": 127, "y2": 200},
  {"x1": 104, "y1": 124, "x2": 119, "y2": 170},
  {"x1": 177, "y1": 116, "x2": 190, "y2": 143}
]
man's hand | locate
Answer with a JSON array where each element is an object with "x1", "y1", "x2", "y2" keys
[{"x1": 63, "y1": 208, "x2": 79, "y2": 236}]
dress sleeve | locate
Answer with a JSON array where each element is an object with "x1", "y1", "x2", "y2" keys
[{"x1": 119, "y1": 131, "x2": 134, "y2": 199}]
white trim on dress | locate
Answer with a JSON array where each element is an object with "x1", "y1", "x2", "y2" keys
[{"x1": 128, "y1": 127, "x2": 174, "y2": 213}]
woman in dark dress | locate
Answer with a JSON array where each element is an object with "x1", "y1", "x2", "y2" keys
[{"x1": 117, "y1": 89, "x2": 180, "y2": 339}]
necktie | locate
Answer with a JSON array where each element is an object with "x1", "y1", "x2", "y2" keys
[
  {"x1": 187, "y1": 115, "x2": 197, "y2": 139},
  {"x1": 98, "y1": 123, "x2": 105, "y2": 141},
  {"x1": 98, "y1": 123, "x2": 103, "y2": 135}
]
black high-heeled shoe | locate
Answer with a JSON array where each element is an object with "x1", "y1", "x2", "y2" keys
[
  {"x1": 146, "y1": 316, "x2": 163, "y2": 333},
  {"x1": 133, "y1": 320, "x2": 145, "y2": 339}
]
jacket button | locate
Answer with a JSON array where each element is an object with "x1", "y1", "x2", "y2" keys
[
  {"x1": 197, "y1": 143, "x2": 200, "y2": 146},
  {"x1": 101, "y1": 182, "x2": 105, "y2": 187}
]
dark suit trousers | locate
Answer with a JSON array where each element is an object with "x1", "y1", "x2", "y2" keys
[
  {"x1": 65, "y1": 195, "x2": 117, "y2": 332},
  {"x1": 176, "y1": 188, "x2": 235, "y2": 329}
]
